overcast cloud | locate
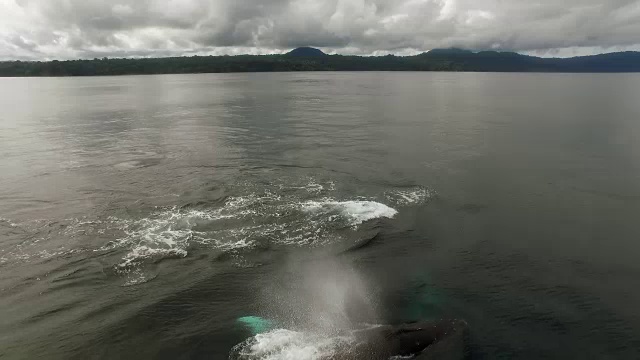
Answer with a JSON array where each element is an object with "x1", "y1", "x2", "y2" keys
[{"x1": 1, "y1": 0, "x2": 640, "y2": 60}]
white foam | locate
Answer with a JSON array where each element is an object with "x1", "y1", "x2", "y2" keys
[
  {"x1": 302, "y1": 200, "x2": 397, "y2": 226},
  {"x1": 280, "y1": 179, "x2": 335, "y2": 195},
  {"x1": 114, "y1": 246, "x2": 187, "y2": 286},
  {"x1": 102, "y1": 201, "x2": 281, "y2": 282},
  {"x1": 210, "y1": 237, "x2": 257, "y2": 252},
  {"x1": 113, "y1": 160, "x2": 143, "y2": 170},
  {"x1": 327, "y1": 181, "x2": 336, "y2": 191},
  {"x1": 108, "y1": 191, "x2": 396, "y2": 271},
  {"x1": 117, "y1": 246, "x2": 187, "y2": 269},
  {"x1": 109, "y1": 208, "x2": 223, "y2": 268},
  {"x1": 385, "y1": 187, "x2": 435, "y2": 206},
  {"x1": 305, "y1": 180, "x2": 324, "y2": 194},
  {"x1": 0, "y1": 217, "x2": 17, "y2": 227},
  {"x1": 6, "y1": 186, "x2": 403, "y2": 284},
  {"x1": 1, "y1": 200, "x2": 265, "y2": 271},
  {"x1": 231, "y1": 329, "x2": 354, "y2": 360},
  {"x1": 121, "y1": 268, "x2": 157, "y2": 287}
]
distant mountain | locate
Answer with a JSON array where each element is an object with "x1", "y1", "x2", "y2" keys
[
  {"x1": 1, "y1": 48, "x2": 640, "y2": 76},
  {"x1": 420, "y1": 48, "x2": 640, "y2": 72},
  {"x1": 285, "y1": 47, "x2": 327, "y2": 57},
  {"x1": 553, "y1": 51, "x2": 640, "y2": 72}
]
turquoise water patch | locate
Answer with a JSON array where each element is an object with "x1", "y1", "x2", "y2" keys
[
  {"x1": 404, "y1": 273, "x2": 446, "y2": 321},
  {"x1": 237, "y1": 316, "x2": 275, "y2": 335}
]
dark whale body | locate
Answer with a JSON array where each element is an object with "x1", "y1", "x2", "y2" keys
[{"x1": 329, "y1": 319, "x2": 469, "y2": 360}]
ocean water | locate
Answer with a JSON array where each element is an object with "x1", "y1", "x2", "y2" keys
[{"x1": 1, "y1": 72, "x2": 640, "y2": 359}]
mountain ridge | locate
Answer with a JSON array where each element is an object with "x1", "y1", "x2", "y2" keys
[
  {"x1": 285, "y1": 47, "x2": 328, "y2": 57},
  {"x1": 1, "y1": 47, "x2": 639, "y2": 76}
]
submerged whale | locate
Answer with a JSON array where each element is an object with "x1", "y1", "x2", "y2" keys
[
  {"x1": 231, "y1": 319, "x2": 469, "y2": 360},
  {"x1": 334, "y1": 319, "x2": 469, "y2": 360}
]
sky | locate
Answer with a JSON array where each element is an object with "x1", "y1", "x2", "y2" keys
[{"x1": 1, "y1": 0, "x2": 640, "y2": 60}]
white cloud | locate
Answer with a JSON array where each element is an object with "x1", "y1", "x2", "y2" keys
[{"x1": 1, "y1": 0, "x2": 639, "y2": 60}]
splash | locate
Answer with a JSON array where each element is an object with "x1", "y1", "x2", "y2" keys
[
  {"x1": 302, "y1": 200, "x2": 397, "y2": 226},
  {"x1": 230, "y1": 329, "x2": 355, "y2": 360},
  {"x1": 2, "y1": 179, "x2": 404, "y2": 286},
  {"x1": 232, "y1": 256, "x2": 382, "y2": 359},
  {"x1": 103, "y1": 192, "x2": 397, "y2": 284},
  {"x1": 104, "y1": 206, "x2": 254, "y2": 284}
]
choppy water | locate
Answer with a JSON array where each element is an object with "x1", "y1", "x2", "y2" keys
[{"x1": 1, "y1": 72, "x2": 640, "y2": 359}]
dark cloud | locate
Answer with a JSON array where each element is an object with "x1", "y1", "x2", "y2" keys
[{"x1": 1, "y1": 0, "x2": 640, "y2": 60}]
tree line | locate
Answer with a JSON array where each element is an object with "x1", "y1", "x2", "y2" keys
[{"x1": 1, "y1": 49, "x2": 638, "y2": 77}]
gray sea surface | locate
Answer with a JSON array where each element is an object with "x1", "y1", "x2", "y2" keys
[{"x1": 1, "y1": 72, "x2": 639, "y2": 359}]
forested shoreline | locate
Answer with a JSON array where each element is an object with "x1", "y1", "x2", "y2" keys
[{"x1": 2, "y1": 48, "x2": 639, "y2": 77}]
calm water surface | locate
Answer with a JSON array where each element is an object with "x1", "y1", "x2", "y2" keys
[{"x1": 1, "y1": 72, "x2": 640, "y2": 359}]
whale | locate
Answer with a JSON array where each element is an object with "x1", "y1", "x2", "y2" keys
[
  {"x1": 232, "y1": 318, "x2": 469, "y2": 360},
  {"x1": 335, "y1": 319, "x2": 469, "y2": 360}
]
